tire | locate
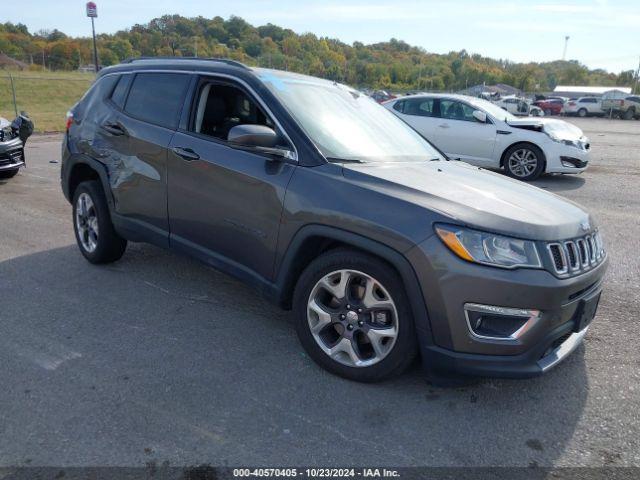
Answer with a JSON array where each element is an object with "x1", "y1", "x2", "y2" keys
[
  {"x1": 0, "y1": 168, "x2": 19, "y2": 179},
  {"x1": 623, "y1": 108, "x2": 634, "y2": 120},
  {"x1": 544, "y1": 109, "x2": 551, "y2": 116},
  {"x1": 578, "y1": 108, "x2": 587, "y2": 117},
  {"x1": 72, "y1": 180, "x2": 127, "y2": 264},
  {"x1": 503, "y1": 143, "x2": 545, "y2": 181},
  {"x1": 293, "y1": 248, "x2": 418, "y2": 382}
]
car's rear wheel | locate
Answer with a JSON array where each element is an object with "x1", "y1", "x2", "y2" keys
[
  {"x1": 623, "y1": 108, "x2": 634, "y2": 120},
  {"x1": 504, "y1": 144, "x2": 545, "y2": 181},
  {"x1": 0, "y1": 168, "x2": 19, "y2": 179},
  {"x1": 578, "y1": 108, "x2": 587, "y2": 117},
  {"x1": 73, "y1": 180, "x2": 127, "y2": 264},
  {"x1": 293, "y1": 249, "x2": 417, "y2": 382}
]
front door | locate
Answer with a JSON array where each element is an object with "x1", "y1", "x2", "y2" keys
[
  {"x1": 433, "y1": 99, "x2": 497, "y2": 166},
  {"x1": 168, "y1": 78, "x2": 296, "y2": 281}
]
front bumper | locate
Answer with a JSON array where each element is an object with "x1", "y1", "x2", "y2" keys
[
  {"x1": 406, "y1": 235, "x2": 607, "y2": 378},
  {"x1": 544, "y1": 141, "x2": 590, "y2": 174},
  {"x1": 0, "y1": 137, "x2": 25, "y2": 171}
]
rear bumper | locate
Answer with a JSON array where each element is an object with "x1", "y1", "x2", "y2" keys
[{"x1": 406, "y1": 236, "x2": 607, "y2": 378}]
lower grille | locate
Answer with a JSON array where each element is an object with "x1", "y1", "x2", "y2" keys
[{"x1": 0, "y1": 148, "x2": 24, "y2": 167}]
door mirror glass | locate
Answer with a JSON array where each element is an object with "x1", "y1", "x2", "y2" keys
[{"x1": 472, "y1": 110, "x2": 487, "y2": 123}]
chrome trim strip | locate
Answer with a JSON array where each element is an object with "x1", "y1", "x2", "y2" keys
[
  {"x1": 464, "y1": 303, "x2": 541, "y2": 342},
  {"x1": 537, "y1": 327, "x2": 588, "y2": 372},
  {"x1": 0, "y1": 161, "x2": 25, "y2": 171},
  {"x1": 99, "y1": 69, "x2": 299, "y2": 162}
]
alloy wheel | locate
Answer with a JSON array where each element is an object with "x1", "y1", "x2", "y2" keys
[
  {"x1": 75, "y1": 192, "x2": 99, "y2": 253},
  {"x1": 507, "y1": 148, "x2": 538, "y2": 178},
  {"x1": 306, "y1": 269, "x2": 398, "y2": 368}
]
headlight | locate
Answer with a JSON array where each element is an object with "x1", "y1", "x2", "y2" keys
[
  {"x1": 435, "y1": 224, "x2": 542, "y2": 269},
  {"x1": 545, "y1": 131, "x2": 581, "y2": 149}
]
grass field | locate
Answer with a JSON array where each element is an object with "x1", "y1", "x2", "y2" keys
[{"x1": 0, "y1": 70, "x2": 94, "y2": 133}]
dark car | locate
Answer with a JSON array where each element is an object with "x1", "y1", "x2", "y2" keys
[
  {"x1": 533, "y1": 98, "x2": 565, "y2": 116},
  {"x1": 0, "y1": 113, "x2": 33, "y2": 179},
  {"x1": 61, "y1": 58, "x2": 607, "y2": 383}
]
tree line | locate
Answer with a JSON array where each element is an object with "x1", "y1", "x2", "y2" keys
[{"x1": 1, "y1": 15, "x2": 637, "y2": 92}]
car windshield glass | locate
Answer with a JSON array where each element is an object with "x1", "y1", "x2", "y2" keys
[
  {"x1": 258, "y1": 70, "x2": 444, "y2": 163},
  {"x1": 467, "y1": 97, "x2": 518, "y2": 122}
]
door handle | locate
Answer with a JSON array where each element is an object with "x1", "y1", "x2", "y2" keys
[
  {"x1": 101, "y1": 122, "x2": 126, "y2": 136},
  {"x1": 438, "y1": 123, "x2": 450, "y2": 129},
  {"x1": 172, "y1": 147, "x2": 200, "y2": 161}
]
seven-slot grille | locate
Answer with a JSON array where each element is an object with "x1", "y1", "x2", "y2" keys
[{"x1": 547, "y1": 231, "x2": 604, "y2": 276}]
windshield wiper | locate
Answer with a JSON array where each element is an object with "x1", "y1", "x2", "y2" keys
[{"x1": 326, "y1": 157, "x2": 366, "y2": 164}]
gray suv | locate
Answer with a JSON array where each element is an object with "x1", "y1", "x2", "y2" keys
[{"x1": 61, "y1": 58, "x2": 607, "y2": 383}]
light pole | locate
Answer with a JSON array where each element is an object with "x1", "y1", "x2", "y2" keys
[{"x1": 86, "y1": 2, "x2": 99, "y2": 72}]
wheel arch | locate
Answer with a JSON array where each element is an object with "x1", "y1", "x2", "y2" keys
[
  {"x1": 63, "y1": 154, "x2": 115, "y2": 210},
  {"x1": 273, "y1": 224, "x2": 434, "y2": 345},
  {"x1": 500, "y1": 141, "x2": 547, "y2": 171}
]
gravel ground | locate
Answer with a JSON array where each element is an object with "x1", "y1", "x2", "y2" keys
[{"x1": 0, "y1": 118, "x2": 638, "y2": 468}]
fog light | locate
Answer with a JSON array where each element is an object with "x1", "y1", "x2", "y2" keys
[
  {"x1": 464, "y1": 303, "x2": 540, "y2": 341},
  {"x1": 560, "y1": 156, "x2": 588, "y2": 168}
]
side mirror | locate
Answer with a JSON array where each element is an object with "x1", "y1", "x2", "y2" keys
[
  {"x1": 228, "y1": 124, "x2": 280, "y2": 148},
  {"x1": 472, "y1": 110, "x2": 488, "y2": 123},
  {"x1": 227, "y1": 124, "x2": 296, "y2": 161}
]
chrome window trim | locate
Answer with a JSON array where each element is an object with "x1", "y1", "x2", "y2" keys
[{"x1": 99, "y1": 69, "x2": 299, "y2": 162}]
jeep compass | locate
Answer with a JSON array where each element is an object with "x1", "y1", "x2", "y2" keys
[{"x1": 61, "y1": 58, "x2": 607, "y2": 382}]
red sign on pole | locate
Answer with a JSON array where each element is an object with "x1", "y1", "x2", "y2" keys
[{"x1": 86, "y1": 2, "x2": 97, "y2": 18}]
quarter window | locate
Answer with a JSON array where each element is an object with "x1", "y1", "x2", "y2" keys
[
  {"x1": 110, "y1": 74, "x2": 132, "y2": 109},
  {"x1": 124, "y1": 73, "x2": 191, "y2": 129}
]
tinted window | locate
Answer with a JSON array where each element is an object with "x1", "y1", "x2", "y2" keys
[
  {"x1": 404, "y1": 98, "x2": 435, "y2": 117},
  {"x1": 124, "y1": 73, "x2": 190, "y2": 129},
  {"x1": 440, "y1": 100, "x2": 478, "y2": 122},
  {"x1": 110, "y1": 74, "x2": 132, "y2": 109}
]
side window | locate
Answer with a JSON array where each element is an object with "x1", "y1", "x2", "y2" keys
[
  {"x1": 392, "y1": 100, "x2": 405, "y2": 113},
  {"x1": 124, "y1": 73, "x2": 191, "y2": 129},
  {"x1": 440, "y1": 100, "x2": 477, "y2": 122},
  {"x1": 191, "y1": 81, "x2": 275, "y2": 142},
  {"x1": 110, "y1": 74, "x2": 132, "y2": 109},
  {"x1": 404, "y1": 98, "x2": 435, "y2": 117}
]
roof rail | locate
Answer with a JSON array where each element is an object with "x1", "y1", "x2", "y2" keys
[{"x1": 120, "y1": 57, "x2": 249, "y2": 69}]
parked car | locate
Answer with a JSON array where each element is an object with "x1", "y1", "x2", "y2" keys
[
  {"x1": 370, "y1": 90, "x2": 396, "y2": 103},
  {"x1": 601, "y1": 94, "x2": 640, "y2": 120},
  {"x1": 385, "y1": 93, "x2": 590, "y2": 181},
  {"x1": 494, "y1": 96, "x2": 544, "y2": 117},
  {"x1": 62, "y1": 59, "x2": 607, "y2": 383},
  {"x1": 564, "y1": 97, "x2": 603, "y2": 117},
  {"x1": 0, "y1": 112, "x2": 33, "y2": 179},
  {"x1": 533, "y1": 98, "x2": 565, "y2": 116}
]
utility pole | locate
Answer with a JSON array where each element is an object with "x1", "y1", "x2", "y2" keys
[
  {"x1": 86, "y1": 2, "x2": 99, "y2": 72},
  {"x1": 562, "y1": 36, "x2": 570, "y2": 61},
  {"x1": 634, "y1": 55, "x2": 640, "y2": 94},
  {"x1": 194, "y1": 37, "x2": 198, "y2": 57}
]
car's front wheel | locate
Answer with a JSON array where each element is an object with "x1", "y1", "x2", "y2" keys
[
  {"x1": 504, "y1": 144, "x2": 545, "y2": 181},
  {"x1": 72, "y1": 180, "x2": 127, "y2": 264},
  {"x1": 293, "y1": 249, "x2": 417, "y2": 382}
]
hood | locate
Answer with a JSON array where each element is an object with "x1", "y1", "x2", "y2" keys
[
  {"x1": 507, "y1": 118, "x2": 585, "y2": 142},
  {"x1": 0, "y1": 117, "x2": 10, "y2": 130},
  {"x1": 341, "y1": 160, "x2": 593, "y2": 241}
]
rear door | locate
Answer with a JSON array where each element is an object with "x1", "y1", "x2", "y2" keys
[
  {"x1": 391, "y1": 98, "x2": 438, "y2": 141},
  {"x1": 432, "y1": 98, "x2": 497, "y2": 166},
  {"x1": 167, "y1": 76, "x2": 296, "y2": 281},
  {"x1": 111, "y1": 72, "x2": 191, "y2": 241}
]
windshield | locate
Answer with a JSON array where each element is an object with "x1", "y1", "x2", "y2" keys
[
  {"x1": 258, "y1": 70, "x2": 444, "y2": 163},
  {"x1": 468, "y1": 97, "x2": 518, "y2": 122}
]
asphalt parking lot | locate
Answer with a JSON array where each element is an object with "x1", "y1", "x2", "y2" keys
[{"x1": 0, "y1": 117, "x2": 639, "y2": 468}]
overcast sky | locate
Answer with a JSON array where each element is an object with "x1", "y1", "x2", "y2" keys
[{"x1": 5, "y1": 0, "x2": 640, "y2": 73}]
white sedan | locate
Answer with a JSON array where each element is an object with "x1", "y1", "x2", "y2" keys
[{"x1": 384, "y1": 93, "x2": 590, "y2": 181}]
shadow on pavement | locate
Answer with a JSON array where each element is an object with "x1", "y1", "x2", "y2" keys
[
  {"x1": 0, "y1": 244, "x2": 589, "y2": 467},
  {"x1": 532, "y1": 174, "x2": 586, "y2": 192}
]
